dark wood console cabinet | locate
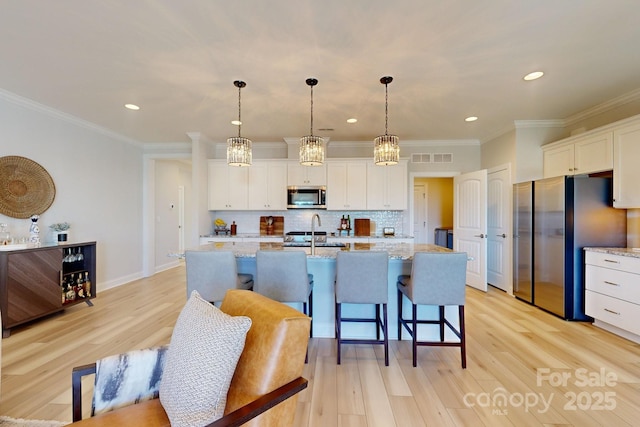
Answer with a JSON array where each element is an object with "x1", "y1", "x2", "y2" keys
[{"x1": 0, "y1": 241, "x2": 96, "y2": 337}]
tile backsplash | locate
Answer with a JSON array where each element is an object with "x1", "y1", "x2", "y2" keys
[{"x1": 208, "y1": 210, "x2": 407, "y2": 236}]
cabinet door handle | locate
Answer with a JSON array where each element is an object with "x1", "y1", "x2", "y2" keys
[
  {"x1": 497, "y1": 234, "x2": 506, "y2": 238},
  {"x1": 604, "y1": 259, "x2": 620, "y2": 264},
  {"x1": 474, "y1": 234, "x2": 485, "y2": 238},
  {"x1": 604, "y1": 281, "x2": 620, "y2": 287},
  {"x1": 604, "y1": 308, "x2": 620, "y2": 316}
]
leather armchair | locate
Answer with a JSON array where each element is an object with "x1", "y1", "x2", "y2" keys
[{"x1": 71, "y1": 290, "x2": 311, "y2": 426}]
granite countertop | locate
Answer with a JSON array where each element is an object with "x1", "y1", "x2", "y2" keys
[
  {"x1": 200, "y1": 233, "x2": 413, "y2": 239},
  {"x1": 191, "y1": 241, "x2": 450, "y2": 260},
  {"x1": 584, "y1": 247, "x2": 640, "y2": 259}
]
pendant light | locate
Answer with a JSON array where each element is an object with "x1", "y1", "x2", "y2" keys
[
  {"x1": 227, "y1": 80, "x2": 252, "y2": 167},
  {"x1": 299, "y1": 78, "x2": 325, "y2": 166},
  {"x1": 374, "y1": 76, "x2": 399, "y2": 166}
]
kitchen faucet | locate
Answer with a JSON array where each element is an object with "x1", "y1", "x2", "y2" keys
[{"x1": 311, "y1": 214, "x2": 321, "y2": 255}]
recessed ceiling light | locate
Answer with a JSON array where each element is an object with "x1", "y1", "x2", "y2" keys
[
  {"x1": 523, "y1": 71, "x2": 544, "y2": 81},
  {"x1": 124, "y1": 103, "x2": 140, "y2": 110},
  {"x1": 347, "y1": 118, "x2": 358, "y2": 124},
  {"x1": 465, "y1": 116, "x2": 478, "y2": 122},
  {"x1": 231, "y1": 120, "x2": 242, "y2": 126}
]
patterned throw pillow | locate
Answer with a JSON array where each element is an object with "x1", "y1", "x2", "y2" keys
[
  {"x1": 159, "y1": 290, "x2": 252, "y2": 427},
  {"x1": 93, "y1": 345, "x2": 168, "y2": 415}
]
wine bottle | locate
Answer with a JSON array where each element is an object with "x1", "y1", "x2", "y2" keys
[{"x1": 84, "y1": 271, "x2": 92, "y2": 297}]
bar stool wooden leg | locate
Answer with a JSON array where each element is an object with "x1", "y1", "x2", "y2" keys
[
  {"x1": 439, "y1": 305, "x2": 445, "y2": 342},
  {"x1": 336, "y1": 301, "x2": 342, "y2": 365},
  {"x1": 375, "y1": 303, "x2": 381, "y2": 341},
  {"x1": 397, "y1": 288, "x2": 403, "y2": 340},
  {"x1": 383, "y1": 303, "x2": 389, "y2": 366},
  {"x1": 412, "y1": 303, "x2": 418, "y2": 367},
  {"x1": 460, "y1": 305, "x2": 466, "y2": 369}
]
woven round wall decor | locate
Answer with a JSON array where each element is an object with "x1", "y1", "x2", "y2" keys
[{"x1": 0, "y1": 156, "x2": 56, "y2": 219}]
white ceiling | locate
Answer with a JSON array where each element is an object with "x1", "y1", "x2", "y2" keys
[{"x1": 1, "y1": 1, "x2": 640, "y2": 145}]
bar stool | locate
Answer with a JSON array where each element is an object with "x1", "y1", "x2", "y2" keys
[
  {"x1": 335, "y1": 251, "x2": 389, "y2": 366},
  {"x1": 255, "y1": 250, "x2": 313, "y2": 336},
  {"x1": 397, "y1": 251, "x2": 468, "y2": 368},
  {"x1": 185, "y1": 250, "x2": 253, "y2": 305}
]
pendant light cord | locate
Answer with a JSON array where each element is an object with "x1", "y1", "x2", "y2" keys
[
  {"x1": 384, "y1": 82, "x2": 389, "y2": 136},
  {"x1": 237, "y1": 84, "x2": 242, "y2": 138},
  {"x1": 310, "y1": 84, "x2": 314, "y2": 137}
]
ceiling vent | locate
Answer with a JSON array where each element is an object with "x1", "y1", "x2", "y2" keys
[
  {"x1": 411, "y1": 153, "x2": 431, "y2": 163},
  {"x1": 411, "y1": 153, "x2": 453, "y2": 163},
  {"x1": 433, "y1": 153, "x2": 453, "y2": 163}
]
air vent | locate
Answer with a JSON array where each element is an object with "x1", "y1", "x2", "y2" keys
[
  {"x1": 433, "y1": 153, "x2": 453, "y2": 163},
  {"x1": 411, "y1": 153, "x2": 431, "y2": 163},
  {"x1": 411, "y1": 153, "x2": 453, "y2": 163}
]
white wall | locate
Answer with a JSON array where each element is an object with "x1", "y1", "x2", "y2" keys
[{"x1": 0, "y1": 92, "x2": 144, "y2": 291}]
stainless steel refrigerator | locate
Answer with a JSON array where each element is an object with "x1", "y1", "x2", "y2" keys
[
  {"x1": 513, "y1": 176, "x2": 626, "y2": 320},
  {"x1": 513, "y1": 181, "x2": 533, "y2": 303}
]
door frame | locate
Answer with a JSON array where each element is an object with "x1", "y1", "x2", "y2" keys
[{"x1": 409, "y1": 172, "x2": 459, "y2": 239}]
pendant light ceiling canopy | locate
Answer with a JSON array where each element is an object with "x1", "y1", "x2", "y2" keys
[
  {"x1": 227, "y1": 80, "x2": 252, "y2": 167},
  {"x1": 299, "y1": 78, "x2": 325, "y2": 166},
  {"x1": 374, "y1": 76, "x2": 399, "y2": 166}
]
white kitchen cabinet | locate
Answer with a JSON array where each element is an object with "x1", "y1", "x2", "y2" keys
[
  {"x1": 248, "y1": 161, "x2": 287, "y2": 210},
  {"x1": 287, "y1": 161, "x2": 327, "y2": 186},
  {"x1": 543, "y1": 130, "x2": 613, "y2": 178},
  {"x1": 613, "y1": 120, "x2": 640, "y2": 208},
  {"x1": 326, "y1": 161, "x2": 367, "y2": 210},
  {"x1": 585, "y1": 251, "x2": 640, "y2": 342},
  {"x1": 366, "y1": 160, "x2": 407, "y2": 210},
  {"x1": 208, "y1": 160, "x2": 249, "y2": 210}
]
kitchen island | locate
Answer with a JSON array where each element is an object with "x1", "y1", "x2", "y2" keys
[{"x1": 190, "y1": 242, "x2": 459, "y2": 340}]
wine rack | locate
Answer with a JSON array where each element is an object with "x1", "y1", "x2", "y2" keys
[{"x1": 0, "y1": 241, "x2": 96, "y2": 337}]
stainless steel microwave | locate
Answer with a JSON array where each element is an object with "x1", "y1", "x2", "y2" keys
[{"x1": 287, "y1": 186, "x2": 326, "y2": 209}]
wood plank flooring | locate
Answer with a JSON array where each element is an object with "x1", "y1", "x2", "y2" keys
[{"x1": 1, "y1": 264, "x2": 639, "y2": 426}]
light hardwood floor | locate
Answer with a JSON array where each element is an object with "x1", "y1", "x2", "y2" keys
[{"x1": 1, "y1": 264, "x2": 639, "y2": 426}]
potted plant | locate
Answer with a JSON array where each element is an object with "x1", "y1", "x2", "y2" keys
[{"x1": 50, "y1": 222, "x2": 71, "y2": 242}]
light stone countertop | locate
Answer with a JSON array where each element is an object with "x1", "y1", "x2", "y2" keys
[
  {"x1": 584, "y1": 247, "x2": 640, "y2": 259},
  {"x1": 190, "y1": 242, "x2": 450, "y2": 260}
]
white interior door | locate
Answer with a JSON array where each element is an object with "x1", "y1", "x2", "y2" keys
[
  {"x1": 454, "y1": 169, "x2": 487, "y2": 291},
  {"x1": 413, "y1": 184, "x2": 428, "y2": 244},
  {"x1": 487, "y1": 166, "x2": 511, "y2": 293}
]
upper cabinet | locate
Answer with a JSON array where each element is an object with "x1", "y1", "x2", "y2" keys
[
  {"x1": 327, "y1": 161, "x2": 367, "y2": 210},
  {"x1": 613, "y1": 120, "x2": 640, "y2": 208},
  {"x1": 248, "y1": 161, "x2": 287, "y2": 210},
  {"x1": 366, "y1": 160, "x2": 408, "y2": 210},
  {"x1": 287, "y1": 161, "x2": 327, "y2": 186},
  {"x1": 543, "y1": 130, "x2": 613, "y2": 178},
  {"x1": 208, "y1": 160, "x2": 249, "y2": 210}
]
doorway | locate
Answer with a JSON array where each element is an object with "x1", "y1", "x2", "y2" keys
[{"x1": 412, "y1": 177, "x2": 454, "y2": 245}]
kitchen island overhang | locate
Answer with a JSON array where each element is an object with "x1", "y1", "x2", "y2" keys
[{"x1": 190, "y1": 242, "x2": 465, "y2": 340}]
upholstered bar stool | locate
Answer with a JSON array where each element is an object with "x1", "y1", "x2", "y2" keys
[
  {"x1": 185, "y1": 250, "x2": 253, "y2": 305},
  {"x1": 397, "y1": 251, "x2": 468, "y2": 368},
  {"x1": 335, "y1": 251, "x2": 390, "y2": 366},
  {"x1": 255, "y1": 250, "x2": 314, "y2": 337}
]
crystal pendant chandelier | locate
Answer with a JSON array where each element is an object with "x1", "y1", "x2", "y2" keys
[
  {"x1": 374, "y1": 76, "x2": 399, "y2": 166},
  {"x1": 300, "y1": 78, "x2": 325, "y2": 166},
  {"x1": 227, "y1": 80, "x2": 252, "y2": 167}
]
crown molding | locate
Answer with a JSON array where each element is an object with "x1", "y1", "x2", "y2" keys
[
  {"x1": 564, "y1": 87, "x2": 640, "y2": 126},
  {"x1": 0, "y1": 88, "x2": 144, "y2": 148},
  {"x1": 514, "y1": 119, "x2": 566, "y2": 129}
]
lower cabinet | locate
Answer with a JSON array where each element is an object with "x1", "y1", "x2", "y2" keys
[
  {"x1": 0, "y1": 242, "x2": 96, "y2": 337},
  {"x1": 585, "y1": 251, "x2": 640, "y2": 341}
]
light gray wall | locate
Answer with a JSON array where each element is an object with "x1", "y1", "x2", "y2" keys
[{"x1": 0, "y1": 93, "x2": 144, "y2": 290}]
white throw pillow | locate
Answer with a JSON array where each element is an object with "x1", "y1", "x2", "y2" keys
[{"x1": 160, "y1": 290, "x2": 251, "y2": 427}]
